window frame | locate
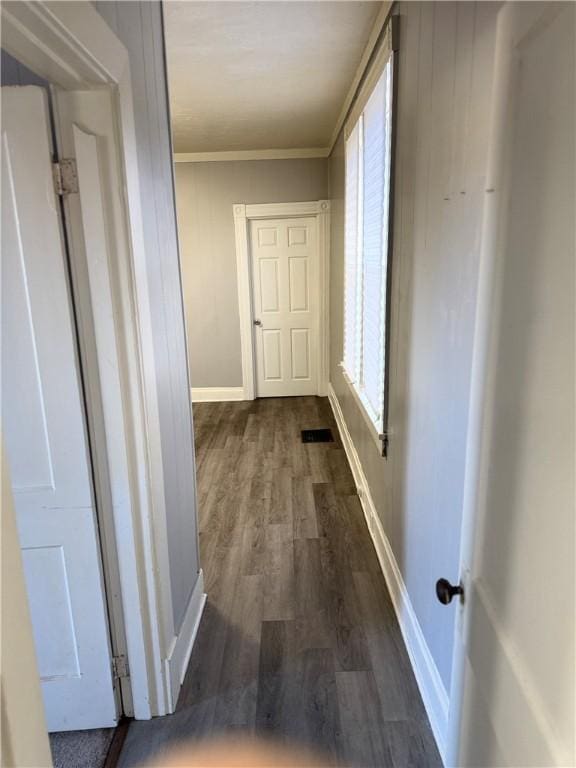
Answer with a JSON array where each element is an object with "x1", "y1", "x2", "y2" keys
[{"x1": 341, "y1": 16, "x2": 399, "y2": 457}]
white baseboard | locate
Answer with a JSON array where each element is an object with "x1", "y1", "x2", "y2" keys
[
  {"x1": 328, "y1": 384, "x2": 449, "y2": 762},
  {"x1": 190, "y1": 387, "x2": 245, "y2": 402},
  {"x1": 164, "y1": 570, "x2": 206, "y2": 712}
]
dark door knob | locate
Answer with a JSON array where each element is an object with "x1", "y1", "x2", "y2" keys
[{"x1": 436, "y1": 578, "x2": 464, "y2": 605}]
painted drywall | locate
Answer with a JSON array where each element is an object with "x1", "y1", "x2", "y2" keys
[
  {"x1": 329, "y1": 1, "x2": 499, "y2": 693},
  {"x1": 94, "y1": 1, "x2": 200, "y2": 633},
  {"x1": 1, "y1": 441, "x2": 53, "y2": 768},
  {"x1": 175, "y1": 158, "x2": 328, "y2": 388}
]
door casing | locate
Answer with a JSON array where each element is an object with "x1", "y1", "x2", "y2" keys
[
  {"x1": 1, "y1": 1, "x2": 184, "y2": 719},
  {"x1": 233, "y1": 200, "x2": 331, "y2": 400}
]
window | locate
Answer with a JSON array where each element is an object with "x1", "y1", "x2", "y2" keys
[{"x1": 342, "y1": 24, "x2": 395, "y2": 454}]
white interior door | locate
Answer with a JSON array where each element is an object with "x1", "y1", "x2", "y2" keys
[
  {"x1": 1, "y1": 86, "x2": 118, "y2": 731},
  {"x1": 250, "y1": 216, "x2": 319, "y2": 397},
  {"x1": 448, "y1": 4, "x2": 575, "y2": 766}
]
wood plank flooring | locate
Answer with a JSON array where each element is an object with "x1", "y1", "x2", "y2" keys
[{"x1": 118, "y1": 397, "x2": 441, "y2": 768}]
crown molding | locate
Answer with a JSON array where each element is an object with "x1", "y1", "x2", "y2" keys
[{"x1": 174, "y1": 147, "x2": 330, "y2": 163}]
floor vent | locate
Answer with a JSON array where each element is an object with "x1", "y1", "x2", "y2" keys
[{"x1": 301, "y1": 428, "x2": 334, "y2": 444}]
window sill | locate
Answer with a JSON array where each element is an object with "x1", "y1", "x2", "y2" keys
[{"x1": 338, "y1": 363, "x2": 386, "y2": 457}]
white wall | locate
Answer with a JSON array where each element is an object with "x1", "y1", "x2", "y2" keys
[
  {"x1": 1, "y1": 442, "x2": 52, "y2": 768},
  {"x1": 329, "y1": 0, "x2": 499, "y2": 709},
  {"x1": 94, "y1": 1, "x2": 200, "y2": 633},
  {"x1": 175, "y1": 158, "x2": 328, "y2": 388}
]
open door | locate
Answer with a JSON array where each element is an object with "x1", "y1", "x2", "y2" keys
[
  {"x1": 1, "y1": 86, "x2": 119, "y2": 731},
  {"x1": 446, "y1": 4, "x2": 575, "y2": 766}
]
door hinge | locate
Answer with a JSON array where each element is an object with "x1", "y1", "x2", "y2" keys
[
  {"x1": 391, "y1": 14, "x2": 400, "y2": 52},
  {"x1": 52, "y1": 159, "x2": 79, "y2": 196},
  {"x1": 112, "y1": 655, "x2": 130, "y2": 680},
  {"x1": 380, "y1": 431, "x2": 389, "y2": 457}
]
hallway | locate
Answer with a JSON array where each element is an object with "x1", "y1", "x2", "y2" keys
[{"x1": 119, "y1": 397, "x2": 441, "y2": 767}]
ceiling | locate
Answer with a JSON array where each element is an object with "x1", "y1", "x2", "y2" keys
[{"x1": 164, "y1": 1, "x2": 382, "y2": 154}]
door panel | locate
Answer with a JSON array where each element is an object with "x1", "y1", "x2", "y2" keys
[
  {"x1": 250, "y1": 217, "x2": 318, "y2": 397},
  {"x1": 1, "y1": 86, "x2": 118, "y2": 731},
  {"x1": 288, "y1": 257, "x2": 309, "y2": 312},
  {"x1": 23, "y1": 546, "x2": 80, "y2": 679},
  {"x1": 262, "y1": 329, "x2": 282, "y2": 381},
  {"x1": 290, "y1": 328, "x2": 311, "y2": 380},
  {"x1": 2, "y1": 183, "x2": 54, "y2": 492},
  {"x1": 259, "y1": 258, "x2": 280, "y2": 312}
]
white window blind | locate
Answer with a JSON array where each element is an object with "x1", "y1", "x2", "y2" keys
[
  {"x1": 360, "y1": 63, "x2": 393, "y2": 425},
  {"x1": 343, "y1": 120, "x2": 361, "y2": 380},
  {"x1": 342, "y1": 39, "x2": 395, "y2": 442}
]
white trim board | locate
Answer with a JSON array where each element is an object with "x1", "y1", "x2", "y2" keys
[
  {"x1": 233, "y1": 200, "x2": 330, "y2": 401},
  {"x1": 191, "y1": 387, "x2": 245, "y2": 403},
  {"x1": 164, "y1": 570, "x2": 206, "y2": 712},
  {"x1": 328, "y1": 384, "x2": 449, "y2": 763},
  {"x1": 174, "y1": 148, "x2": 330, "y2": 163}
]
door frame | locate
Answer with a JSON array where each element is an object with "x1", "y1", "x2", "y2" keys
[
  {"x1": 1, "y1": 2, "x2": 181, "y2": 719},
  {"x1": 233, "y1": 200, "x2": 331, "y2": 400}
]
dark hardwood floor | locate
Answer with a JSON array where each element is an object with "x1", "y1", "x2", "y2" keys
[{"x1": 118, "y1": 397, "x2": 441, "y2": 768}]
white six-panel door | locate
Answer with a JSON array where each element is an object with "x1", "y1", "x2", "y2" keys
[
  {"x1": 250, "y1": 216, "x2": 319, "y2": 397},
  {"x1": 1, "y1": 86, "x2": 118, "y2": 731}
]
